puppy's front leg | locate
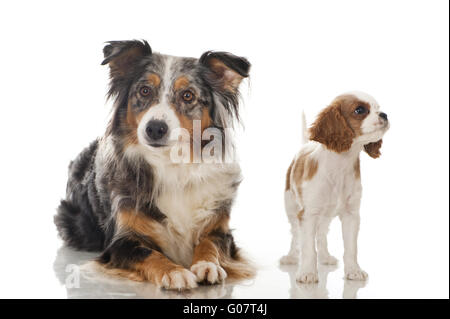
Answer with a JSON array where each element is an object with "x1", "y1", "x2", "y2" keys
[
  {"x1": 340, "y1": 212, "x2": 368, "y2": 280},
  {"x1": 296, "y1": 215, "x2": 319, "y2": 283},
  {"x1": 190, "y1": 237, "x2": 227, "y2": 284}
]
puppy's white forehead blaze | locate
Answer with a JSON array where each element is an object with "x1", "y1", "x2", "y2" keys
[{"x1": 346, "y1": 91, "x2": 380, "y2": 112}]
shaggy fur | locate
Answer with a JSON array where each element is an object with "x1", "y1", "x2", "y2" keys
[{"x1": 55, "y1": 40, "x2": 254, "y2": 290}]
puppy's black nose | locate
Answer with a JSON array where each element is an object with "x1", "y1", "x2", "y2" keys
[
  {"x1": 379, "y1": 112, "x2": 388, "y2": 121},
  {"x1": 146, "y1": 120, "x2": 168, "y2": 141}
]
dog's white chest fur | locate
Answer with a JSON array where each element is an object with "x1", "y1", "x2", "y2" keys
[{"x1": 154, "y1": 163, "x2": 241, "y2": 267}]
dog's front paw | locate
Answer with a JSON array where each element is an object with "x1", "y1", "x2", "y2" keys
[
  {"x1": 280, "y1": 254, "x2": 299, "y2": 265},
  {"x1": 345, "y1": 267, "x2": 368, "y2": 281},
  {"x1": 160, "y1": 268, "x2": 198, "y2": 290},
  {"x1": 190, "y1": 261, "x2": 227, "y2": 284},
  {"x1": 296, "y1": 270, "x2": 319, "y2": 284}
]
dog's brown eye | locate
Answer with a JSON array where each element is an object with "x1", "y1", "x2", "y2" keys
[
  {"x1": 140, "y1": 86, "x2": 151, "y2": 97},
  {"x1": 354, "y1": 106, "x2": 367, "y2": 115},
  {"x1": 182, "y1": 90, "x2": 195, "y2": 103}
]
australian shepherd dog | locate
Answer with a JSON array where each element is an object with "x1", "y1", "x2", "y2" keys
[{"x1": 54, "y1": 40, "x2": 254, "y2": 290}]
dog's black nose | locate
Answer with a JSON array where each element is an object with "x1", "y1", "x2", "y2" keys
[
  {"x1": 379, "y1": 112, "x2": 388, "y2": 121},
  {"x1": 146, "y1": 120, "x2": 168, "y2": 141}
]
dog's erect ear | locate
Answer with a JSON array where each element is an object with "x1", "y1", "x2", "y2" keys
[
  {"x1": 101, "y1": 40, "x2": 152, "y2": 77},
  {"x1": 364, "y1": 139, "x2": 383, "y2": 158},
  {"x1": 309, "y1": 103, "x2": 355, "y2": 153},
  {"x1": 200, "y1": 51, "x2": 250, "y2": 93}
]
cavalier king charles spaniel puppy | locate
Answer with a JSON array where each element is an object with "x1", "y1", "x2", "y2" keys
[{"x1": 281, "y1": 91, "x2": 389, "y2": 283}]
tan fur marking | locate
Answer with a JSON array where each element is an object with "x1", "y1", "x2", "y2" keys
[
  {"x1": 297, "y1": 209, "x2": 305, "y2": 222},
  {"x1": 354, "y1": 157, "x2": 361, "y2": 179},
  {"x1": 171, "y1": 105, "x2": 213, "y2": 163},
  {"x1": 285, "y1": 160, "x2": 294, "y2": 191},
  {"x1": 305, "y1": 158, "x2": 318, "y2": 181},
  {"x1": 174, "y1": 107, "x2": 212, "y2": 134},
  {"x1": 117, "y1": 210, "x2": 165, "y2": 248},
  {"x1": 134, "y1": 251, "x2": 186, "y2": 285},
  {"x1": 292, "y1": 150, "x2": 314, "y2": 199},
  {"x1": 174, "y1": 76, "x2": 190, "y2": 91},
  {"x1": 97, "y1": 250, "x2": 186, "y2": 284},
  {"x1": 201, "y1": 107, "x2": 213, "y2": 130},
  {"x1": 191, "y1": 238, "x2": 220, "y2": 265},
  {"x1": 146, "y1": 73, "x2": 161, "y2": 87},
  {"x1": 207, "y1": 58, "x2": 243, "y2": 92},
  {"x1": 124, "y1": 98, "x2": 156, "y2": 146},
  {"x1": 124, "y1": 101, "x2": 139, "y2": 145}
]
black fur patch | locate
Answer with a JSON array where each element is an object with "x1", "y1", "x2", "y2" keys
[
  {"x1": 101, "y1": 40, "x2": 152, "y2": 66},
  {"x1": 55, "y1": 140, "x2": 107, "y2": 252},
  {"x1": 54, "y1": 200, "x2": 105, "y2": 252},
  {"x1": 199, "y1": 51, "x2": 250, "y2": 123},
  {"x1": 199, "y1": 51, "x2": 250, "y2": 78},
  {"x1": 210, "y1": 229, "x2": 239, "y2": 259},
  {"x1": 98, "y1": 235, "x2": 156, "y2": 269}
]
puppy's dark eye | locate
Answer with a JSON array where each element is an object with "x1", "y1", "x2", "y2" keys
[
  {"x1": 140, "y1": 86, "x2": 151, "y2": 97},
  {"x1": 354, "y1": 106, "x2": 367, "y2": 115},
  {"x1": 182, "y1": 90, "x2": 195, "y2": 103}
]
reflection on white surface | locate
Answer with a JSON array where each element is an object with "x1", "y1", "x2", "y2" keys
[
  {"x1": 279, "y1": 264, "x2": 366, "y2": 299},
  {"x1": 53, "y1": 246, "x2": 236, "y2": 299},
  {"x1": 53, "y1": 246, "x2": 367, "y2": 299}
]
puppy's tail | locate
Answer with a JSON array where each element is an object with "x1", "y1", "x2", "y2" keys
[{"x1": 301, "y1": 111, "x2": 309, "y2": 145}]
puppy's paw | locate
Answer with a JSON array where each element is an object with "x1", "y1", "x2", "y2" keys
[
  {"x1": 161, "y1": 268, "x2": 198, "y2": 290},
  {"x1": 190, "y1": 261, "x2": 227, "y2": 284},
  {"x1": 280, "y1": 255, "x2": 299, "y2": 265},
  {"x1": 296, "y1": 271, "x2": 319, "y2": 284},
  {"x1": 318, "y1": 255, "x2": 338, "y2": 265},
  {"x1": 345, "y1": 268, "x2": 368, "y2": 281}
]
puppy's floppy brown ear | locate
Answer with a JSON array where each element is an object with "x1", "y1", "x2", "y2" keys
[
  {"x1": 364, "y1": 139, "x2": 383, "y2": 158},
  {"x1": 309, "y1": 103, "x2": 355, "y2": 153},
  {"x1": 101, "y1": 40, "x2": 152, "y2": 77},
  {"x1": 200, "y1": 51, "x2": 250, "y2": 93}
]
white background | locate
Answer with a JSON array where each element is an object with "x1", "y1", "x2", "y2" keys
[{"x1": 0, "y1": 0, "x2": 448, "y2": 298}]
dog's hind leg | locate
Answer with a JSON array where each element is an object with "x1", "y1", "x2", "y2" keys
[
  {"x1": 295, "y1": 212, "x2": 319, "y2": 283},
  {"x1": 280, "y1": 190, "x2": 302, "y2": 265}
]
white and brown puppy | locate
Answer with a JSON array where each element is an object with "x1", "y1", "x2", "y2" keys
[{"x1": 281, "y1": 92, "x2": 389, "y2": 283}]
